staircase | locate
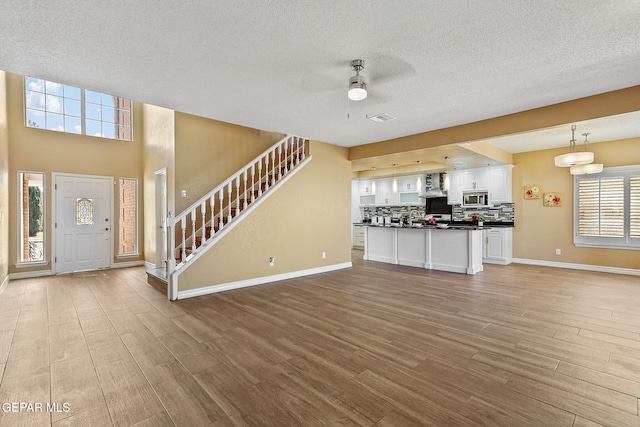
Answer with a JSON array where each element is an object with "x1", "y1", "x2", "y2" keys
[{"x1": 152, "y1": 135, "x2": 309, "y2": 299}]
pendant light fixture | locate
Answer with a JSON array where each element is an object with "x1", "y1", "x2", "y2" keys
[
  {"x1": 348, "y1": 59, "x2": 367, "y2": 101},
  {"x1": 554, "y1": 125, "x2": 594, "y2": 167},
  {"x1": 570, "y1": 132, "x2": 603, "y2": 175}
]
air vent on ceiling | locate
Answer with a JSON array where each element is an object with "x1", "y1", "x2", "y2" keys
[{"x1": 368, "y1": 113, "x2": 396, "y2": 123}]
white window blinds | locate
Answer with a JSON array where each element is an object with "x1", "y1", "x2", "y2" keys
[
  {"x1": 574, "y1": 166, "x2": 640, "y2": 249},
  {"x1": 631, "y1": 176, "x2": 640, "y2": 239},
  {"x1": 578, "y1": 177, "x2": 624, "y2": 237}
]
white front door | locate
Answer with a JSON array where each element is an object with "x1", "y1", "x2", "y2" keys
[{"x1": 55, "y1": 174, "x2": 113, "y2": 273}]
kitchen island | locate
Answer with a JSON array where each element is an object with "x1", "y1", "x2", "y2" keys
[{"x1": 362, "y1": 224, "x2": 484, "y2": 274}]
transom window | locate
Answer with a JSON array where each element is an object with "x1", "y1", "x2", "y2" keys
[
  {"x1": 574, "y1": 165, "x2": 640, "y2": 250},
  {"x1": 24, "y1": 77, "x2": 132, "y2": 141}
]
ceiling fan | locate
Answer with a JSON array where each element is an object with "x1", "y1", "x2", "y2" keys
[{"x1": 348, "y1": 59, "x2": 367, "y2": 101}]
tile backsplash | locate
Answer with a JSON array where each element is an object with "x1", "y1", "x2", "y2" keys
[
  {"x1": 363, "y1": 205, "x2": 426, "y2": 221},
  {"x1": 362, "y1": 202, "x2": 515, "y2": 223},
  {"x1": 452, "y1": 202, "x2": 514, "y2": 223}
]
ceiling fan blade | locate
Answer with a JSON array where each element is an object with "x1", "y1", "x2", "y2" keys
[{"x1": 367, "y1": 54, "x2": 417, "y2": 85}]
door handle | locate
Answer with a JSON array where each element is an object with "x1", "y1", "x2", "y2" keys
[{"x1": 105, "y1": 228, "x2": 109, "y2": 231}]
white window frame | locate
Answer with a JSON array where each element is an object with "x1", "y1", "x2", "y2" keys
[
  {"x1": 117, "y1": 177, "x2": 139, "y2": 258},
  {"x1": 574, "y1": 165, "x2": 640, "y2": 250},
  {"x1": 17, "y1": 171, "x2": 48, "y2": 267},
  {"x1": 24, "y1": 76, "x2": 132, "y2": 141}
]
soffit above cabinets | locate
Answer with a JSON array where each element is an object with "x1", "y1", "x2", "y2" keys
[{"x1": 352, "y1": 144, "x2": 506, "y2": 177}]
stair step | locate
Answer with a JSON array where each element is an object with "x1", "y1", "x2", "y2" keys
[{"x1": 146, "y1": 272, "x2": 168, "y2": 295}]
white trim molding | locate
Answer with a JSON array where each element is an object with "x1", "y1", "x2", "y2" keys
[
  {"x1": 176, "y1": 262, "x2": 352, "y2": 300},
  {"x1": 513, "y1": 258, "x2": 640, "y2": 277},
  {"x1": 0, "y1": 274, "x2": 9, "y2": 295},
  {"x1": 112, "y1": 260, "x2": 145, "y2": 269},
  {"x1": 9, "y1": 269, "x2": 55, "y2": 280}
]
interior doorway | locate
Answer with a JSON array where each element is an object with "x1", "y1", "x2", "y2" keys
[{"x1": 155, "y1": 169, "x2": 168, "y2": 271}]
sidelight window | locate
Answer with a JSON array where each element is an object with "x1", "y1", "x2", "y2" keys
[
  {"x1": 118, "y1": 178, "x2": 138, "y2": 256},
  {"x1": 18, "y1": 172, "x2": 46, "y2": 264}
]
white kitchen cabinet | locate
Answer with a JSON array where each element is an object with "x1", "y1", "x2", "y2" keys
[
  {"x1": 358, "y1": 179, "x2": 374, "y2": 195},
  {"x1": 353, "y1": 225, "x2": 365, "y2": 249},
  {"x1": 448, "y1": 165, "x2": 512, "y2": 205},
  {"x1": 487, "y1": 165, "x2": 513, "y2": 203},
  {"x1": 357, "y1": 179, "x2": 376, "y2": 205},
  {"x1": 447, "y1": 171, "x2": 463, "y2": 205},
  {"x1": 459, "y1": 169, "x2": 487, "y2": 190},
  {"x1": 376, "y1": 178, "x2": 398, "y2": 205},
  {"x1": 398, "y1": 175, "x2": 425, "y2": 192},
  {"x1": 398, "y1": 175, "x2": 424, "y2": 205},
  {"x1": 482, "y1": 227, "x2": 513, "y2": 265}
]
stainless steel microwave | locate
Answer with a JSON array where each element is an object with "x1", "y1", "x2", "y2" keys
[{"x1": 462, "y1": 191, "x2": 489, "y2": 207}]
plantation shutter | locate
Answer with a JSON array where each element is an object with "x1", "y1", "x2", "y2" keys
[
  {"x1": 631, "y1": 175, "x2": 640, "y2": 239},
  {"x1": 577, "y1": 177, "x2": 624, "y2": 237}
]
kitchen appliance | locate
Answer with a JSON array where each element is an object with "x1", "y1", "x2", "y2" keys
[
  {"x1": 463, "y1": 191, "x2": 489, "y2": 207},
  {"x1": 425, "y1": 196, "x2": 452, "y2": 215},
  {"x1": 419, "y1": 173, "x2": 447, "y2": 198}
]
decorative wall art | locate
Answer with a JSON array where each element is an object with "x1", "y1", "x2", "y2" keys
[
  {"x1": 524, "y1": 185, "x2": 542, "y2": 199},
  {"x1": 543, "y1": 192, "x2": 562, "y2": 207}
]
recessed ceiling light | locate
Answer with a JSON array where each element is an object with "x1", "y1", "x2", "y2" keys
[
  {"x1": 416, "y1": 160, "x2": 423, "y2": 164},
  {"x1": 370, "y1": 167, "x2": 376, "y2": 170}
]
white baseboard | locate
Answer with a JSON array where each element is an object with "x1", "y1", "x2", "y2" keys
[
  {"x1": 112, "y1": 260, "x2": 145, "y2": 269},
  {"x1": 0, "y1": 274, "x2": 9, "y2": 295},
  {"x1": 9, "y1": 269, "x2": 54, "y2": 280},
  {"x1": 513, "y1": 258, "x2": 640, "y2": 277},
  {"x1": 144, "y1": 261, "x2": 156, "y2": 271},
  {"x1": 177, "y1": 262, "x2": 352, "y2": 300}
]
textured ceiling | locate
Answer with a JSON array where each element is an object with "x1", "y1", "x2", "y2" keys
[{"x1": 1, "y1": 1, "x2": 640, "y2": 148}]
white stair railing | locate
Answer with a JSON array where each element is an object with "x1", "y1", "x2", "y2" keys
[{"x1": 166, "y1": 135, "x2": 307, "y2": 276}]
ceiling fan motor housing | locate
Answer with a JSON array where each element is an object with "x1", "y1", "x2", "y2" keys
[{"x1": 348, "y1": 74, "x2": 367, "y2": 101}]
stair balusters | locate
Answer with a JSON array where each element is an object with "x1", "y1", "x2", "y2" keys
[{"x1": 168, "y1": 135, "x2": 307, "y2": 269}]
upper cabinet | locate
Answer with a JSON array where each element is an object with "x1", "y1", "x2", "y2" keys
[
  {"x1": 487, "y1": 165, "x2": 513, "y2": 204},
  {"x1": 447, "y1": 165, "x2": 513, "y2": 205},
  {"x1": 375, "y1": 178, "x2": 398, "y2": 205},
  {"x1": 358, "y1": 179, "x2": 374, "y2": 195},
  {"x1": 398, "y1": 175, "x2": 424, "y2": 193},
  {"x1": 358, "y1": 179, "x2": 376, "y2": 205},
  {"x1": 355, "y1": 174, "x2": 425, "y2": 206}
]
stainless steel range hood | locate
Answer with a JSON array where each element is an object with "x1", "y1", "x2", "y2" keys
[{"x1": 420, "y1": 173, "x2": 448, "y2": 198}]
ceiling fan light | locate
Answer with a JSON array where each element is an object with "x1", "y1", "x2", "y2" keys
[
  {"x1": 570, "y1": 163, "x2": 603, "y2": 175},
  {"x1": 348, "y1": 75, "x2": 367, "y2": 101},
  {"x1": 554, "y1": 151, "x2": 594, "y2": 167}
]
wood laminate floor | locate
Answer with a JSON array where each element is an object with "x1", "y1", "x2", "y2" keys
[{"x1": 1, "y1": 252, "x2": 640, "y2": 426}]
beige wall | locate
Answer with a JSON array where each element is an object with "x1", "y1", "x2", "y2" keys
[
  {"x1": 142, "y1": 105, "x2": 175, "y2": 266},
  {"x1": 512, "y1": 138, "x2": 640, "y2": 269},
  {"x1": 5, "y1": 72, "x2": 144, "y2": 274},
  {"x1": 177, "y1": 140, "x2": 352, "y2": 292},
  {"x1": 174, "y1": 112, "x2": 285, "y2": 214},
  {"x1": 0, "y1": 71, "x2": 9, "y2": 285}
]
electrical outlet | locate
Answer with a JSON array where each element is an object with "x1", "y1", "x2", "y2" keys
[
  {"x1": 555, "y1": 248, "x2": 561, "y2": 255},
  {"x1": 181, "y1": 190, "x2": 187, "y2": 198},
  {"x1": 269, "y1": 257, "x2": 274, "y2": 266},
  {"x1": 322, "y1": 252, "x2": 326, "y2": 259}
]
